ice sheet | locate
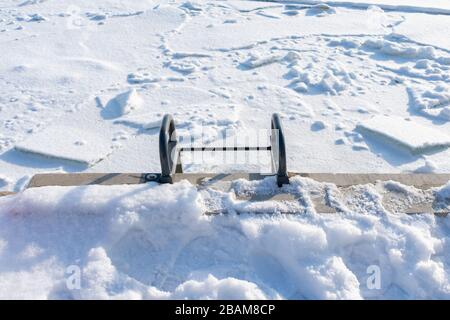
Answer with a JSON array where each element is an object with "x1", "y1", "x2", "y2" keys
[
  {"x1": 358, "y1": 116, "x2": 450, "y2": 153},
  {"x1": 15, "y1": 125, "x2": 113, "y2": 165}
]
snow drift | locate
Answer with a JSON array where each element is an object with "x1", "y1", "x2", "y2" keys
[{"x1": 0, "y1": 178, "x2": 449, "y2": 299}]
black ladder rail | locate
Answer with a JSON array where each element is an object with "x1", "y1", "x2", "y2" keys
[
  {"x1": 158, "y1": 114, "x2": 178, "y2": 183},
  {"x1": 155, "y1": 113, "x2": 289, "y2": 187},
  {"x1": 271, "y1": 113, "x2": 289, "y2": 187}
]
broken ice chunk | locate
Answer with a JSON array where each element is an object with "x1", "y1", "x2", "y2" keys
[
  {"x1": 311, "y1": 120, "x2": 327, "y2": 131},
  {"x1": 27, "y1": 13, "x2": 48, "y2": 22},
  {"x1": 241, "y1": 54, "x2": 282, "y2": 69},
  {"x1": 113, "y1": 89, "x2": 142, "y2": 116},
  {"x1": 357, "y1": 115, "x2": 450, "y2": 154},
  {"x1": 15, "y1": 125, "x2": 113, "y2": 165},
  {"x1": 414, "y1": 158, "x2": 438, "y2": 173},
  {"x1": 103, "y1": 89, "x2": 143, "y2": 119},
  {"x1": 180, "y1": 1, "x2": 203, "y2": 12},
  {"x1": 306, "y1": 3, "x2": 337, "y2": 16},
  {"x1": 170, "y1": 61, "x2": 197, "y2": 74}
]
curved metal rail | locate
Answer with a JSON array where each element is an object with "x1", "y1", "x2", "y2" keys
[
  {"x1": 154, "y1": 113, "x2": 289, "y2": 187},
  {"x1": 271, "y1": 113, "x2": 289, "y2": 187},
  {"x1": 158, "y1": 114, "x2": 178, "y2": 183}
]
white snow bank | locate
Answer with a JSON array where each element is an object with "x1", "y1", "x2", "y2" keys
[
  {"x1": 14, "y1": 125, "x2": 113, "y2": 165},
  {"x1": 0, "y1": 178, "x2": 449, "y2": 299},
  {"x1": 169, "y1": 274, "x2": 270, "y2": 300},
  {"x1": 357, "y1": 115, "x2": 450, "y2": 154}
]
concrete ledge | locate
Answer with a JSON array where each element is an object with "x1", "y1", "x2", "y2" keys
[
  {"x1": 0, "y1": 191, "x2": 15, "y2": 197},
  {"x1": 26, "y1": 172, "x2": 450, "y2": 189},
  {"x1": 28, "y1": 173, "x2": 147, "y2": 188}
]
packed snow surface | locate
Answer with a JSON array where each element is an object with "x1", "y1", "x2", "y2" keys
[
  {"x1": 1, "y1": 0, "x2": 450, "y2": 300},
  {"x1": 1, "y1": 0, "x2": 450, "y2": 190},
  {"x1": 1, "y1": 177, "x2": 450, "y2": 299}
]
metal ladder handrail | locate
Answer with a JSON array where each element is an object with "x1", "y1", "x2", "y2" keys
[{"x1": 155, "y1": 113, "x2": 289, "y2": 187}]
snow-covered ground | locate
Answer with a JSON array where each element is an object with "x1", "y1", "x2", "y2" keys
[
  {"x1": 1, "y1": 0, "x2": 450, "y2": 189},
  {"x1": 1, "y1": 0, "x2": 450, "y2": 299}
]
